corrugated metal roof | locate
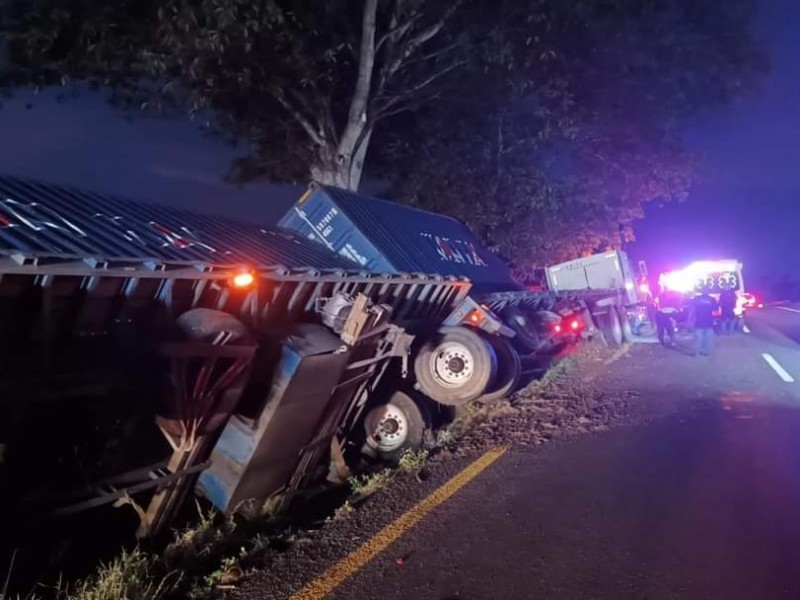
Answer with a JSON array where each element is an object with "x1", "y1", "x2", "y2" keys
[
  {"x1": 0, "y1": 175, "x2": 356, "y2": 270},
  {"x1": 279, "y1": 184, "x2": 518, "y2": 293}
]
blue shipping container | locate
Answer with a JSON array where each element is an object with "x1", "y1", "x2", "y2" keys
[
  {"x1": 279, "y1": 185, "x2": 519, "y2": 293},
  {"x1": 0, "y1": 175, "x2": 355, "y2": 271}
]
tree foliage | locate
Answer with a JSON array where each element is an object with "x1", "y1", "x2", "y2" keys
[
  {"x1": 0, "y1": 0, "x2": 766, "y2": 268},
  {"x1": 2, "y1": 0, "x2": 465, "y2": 188},
  {"x1": 374, "y1": 0, "x2": 766, "y2": 271}
]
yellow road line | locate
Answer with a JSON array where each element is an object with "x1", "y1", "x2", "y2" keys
[{"x1": 291, "y1": 447, "x2": 507, "y2": 600}]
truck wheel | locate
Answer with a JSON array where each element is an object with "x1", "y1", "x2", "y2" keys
[
  {"x1": 620, "y1": 307, "x2": 635, "y2": 343},
  {"x1": 176, "y1": 308, "x2": 251, "y2": 344},
  {"x1": 363, "y1": 391, "x2": 427, "y2": 463},
  {"x1": 502, "y1": 307, "x2": 540, "y2": 353},
  {"x1": 413, "y1": 326, "x2": 496, "y2": 406},
  {"x1": 596, "y1": 308, "x2": 623, "y2": 347},
  {"x1": 478, "y1": 336, "x2": 521, "y2": 404}
]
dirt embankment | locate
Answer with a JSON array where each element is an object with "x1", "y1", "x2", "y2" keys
[
  {"x1": 234, "y1": 342, "x2": 694, "y2": 600},
  {"x1": 30, "y1": 342, "x2": 695, "y2": 599}
]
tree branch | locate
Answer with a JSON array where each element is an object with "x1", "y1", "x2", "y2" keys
[
  {"x1": 376, "y1": 1, "x2": 418, "y2": 54},
  {"x1": 373, "y1": 60, "x2": 465, "y2": 119},
  {"x1": 373, "y1": 87, "x2": 449, "y2": 120},
  {"x1": 269, "y1": 87, "x2": 326, "y2": 146},
  {"x1": 343, "y1": 0, "x2": 378, "y2": 135},
  {"x1": 287, "y1": 86, "x2": 336, "y2": 146},
  {"x1": 373, "y1": 0, "x2": 464, "y2": 102},
  {"x1": 491, "y1": 110, "x2": 506, "y2": 196}
]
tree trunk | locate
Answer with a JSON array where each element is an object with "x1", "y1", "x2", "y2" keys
[
  {"x1": 309, "y1": 123, "x2": 373, "y2": 190},
  {"x1": 314, "y1": 0, "x2": 377, "y2": 191},
  {"x1": 349, "y1": 126, "x2": 373, "y2": 189},
  {"x1": 310, "y1": 163, "x2": 345, "y2": 188}
]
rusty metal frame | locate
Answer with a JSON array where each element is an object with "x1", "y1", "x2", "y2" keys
[
  {"x1": 277, "y1": 299, "x2": 410, "y2": 510},
  {"x1": 48, "y1": 461, "x2": 211, "y2": 518},
  {"x1": 1, "y1": 258, "x2": 472, "y2": 535},
  {"x1": 135, "y1": 339, "x2": 257, "y2": 537}
]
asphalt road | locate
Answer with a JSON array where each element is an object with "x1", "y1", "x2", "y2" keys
[{"x1": 323, "y1": 306, "x2": 800, "y2": 600}]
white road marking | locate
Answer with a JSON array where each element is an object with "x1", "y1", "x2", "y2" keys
[
  {"x1": 776, "y1": 306, "x2": 800, "y2": 314},
  {"x1": 762, "y1": 353, "x2": 795, "y2": 383},
  {"x1": 742, "y1": 324, "x2": 751, "y2": 334}
]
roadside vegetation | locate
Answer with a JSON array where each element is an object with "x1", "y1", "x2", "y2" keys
[
  {"x1": 2, "y1": 446, "x2": 436, "y2": 600},
  {"x1": 2, "y1": 0, "x2": 765, "y2": 271}
]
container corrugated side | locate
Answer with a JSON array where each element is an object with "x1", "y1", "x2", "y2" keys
[
  {"x1": 278, "y1": 186, "x2": 395, "y2": 272},
  {"x1": 0, "y1": 175, "x2": 355, "y2": 270},
  {"x1": 279, "y1": 185, "x2": 519, "y2": 293}
]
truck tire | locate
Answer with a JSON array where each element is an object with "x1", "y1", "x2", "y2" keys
[
  {"x1": 619, "y1": 307, "x2": 635, "y2": 343},
  {"x1": 176, "y1": 308, "x2": 251, "y2": 344},
  {"x1": 413, "y1": 326, "x2": 496, "y2": 406},
  {"x1": 596, "y1": 308, "x2": 623, "y2": 347},
  {"x1": 363, "y1": 391, "x2": 428, "y2": 463},
  {"x1": 478, "y1": 335, "x2": 522, "y2": 404},
  {"x1": 502, "y1": 306, "x2": 541, "y2": 353}
]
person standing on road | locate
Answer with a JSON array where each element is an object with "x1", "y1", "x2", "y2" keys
[
  {"x1": 655, "y1": 290, "x2": 682, "y2": 347},
  {"x1": 719, "y1": 288, "x2": 737, "y2": 335},
  {"x1": 656, "y1": 306, "x2": 679, "y2": 346},
  {"x1": 690, "y1": 288, "x2": 718, "y2": 356}
]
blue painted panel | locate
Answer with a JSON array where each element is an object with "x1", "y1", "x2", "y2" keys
[
  {"x1": 279, "y1": 185, "x2": 519, "y2": 292},
  {"x1": 279, "y1": 187, "x2": 395, "y2": 272},
  {"x1": 198, "y1": 344, "x2": 306, "y2": 512}
]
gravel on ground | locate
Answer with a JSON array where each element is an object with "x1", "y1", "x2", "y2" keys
[{"x1": 230, "y1": 340, "x2": 711, "y2": 600}]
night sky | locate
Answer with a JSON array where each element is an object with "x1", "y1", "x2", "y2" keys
[
  {"x1": 631, "y1": 0, "x2": 800, "y2": 281},
  {"x1": 0, "y1": 0, "x2": 796, "y2": 282}
]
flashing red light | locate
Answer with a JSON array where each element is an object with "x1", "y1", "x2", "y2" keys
[
  {"x1": 554, "y1": 324, "x2": 562, "y2": 334},
  {"x1": 570, "y1": 319, "x2": 580, "y2": 331},
  {"x1": 232, "y1": 271, "x2": 255, "y2": 288}
]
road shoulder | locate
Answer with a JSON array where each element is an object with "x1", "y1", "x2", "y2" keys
[{"x1": 232, "y1": 341, "x2": 721, "y2": 600}]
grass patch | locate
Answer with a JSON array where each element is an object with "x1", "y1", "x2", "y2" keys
[
  {"x1": 348, "y1": 469, "x2": 394, "y2": 498},
  {"x1": 13, "y1": 445, "x2": 434, "y2": 600},
  {"x1": 397, "y1": 449, "x2": 428, "y2": 474},
  {"x1": 53, "y1": 547, "x2": 181, "y2": 600},
  {"x1": 27, "y1": 500, "x2": 294, "y2": 600},
  {"x1": 200, "y1": 555, "x2": 242, "y2": 595},
  {"x1": 331, "y1": 501, "x2": 355, "y2": 521}
]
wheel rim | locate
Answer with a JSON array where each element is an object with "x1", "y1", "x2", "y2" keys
[
  {"x1": 370, "y1": 403, "x2": 409, "y2": 452},
  {"x1": 430, "y1": 341, "x2": 474, "y2": 388}
]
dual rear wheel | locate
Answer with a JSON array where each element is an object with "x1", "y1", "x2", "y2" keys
[{"x1": 412, "y1": 326, "x2": 521, "y2": 406}]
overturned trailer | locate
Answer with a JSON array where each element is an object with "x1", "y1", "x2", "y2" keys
[
  {"x1": 0, "y1": 176, "x2": 471, "y2": 539},
  {"x1": 280, "y1": 184, "x2": 596, "y2": 406}
]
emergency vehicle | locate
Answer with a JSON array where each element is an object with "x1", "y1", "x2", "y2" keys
[{"x1": 657, "y1": 259, "x2": 755, "y2": 328}]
